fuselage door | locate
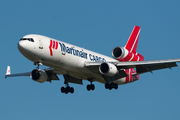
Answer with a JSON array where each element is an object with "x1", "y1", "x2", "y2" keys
[
  {"x1": 38, "y1": 38, "x2": 45, "y2": 57},
  {"x1": 39, "y1": 39, "x2": 43, "y2": 49}
]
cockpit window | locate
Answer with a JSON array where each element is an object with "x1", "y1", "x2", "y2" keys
[{"x1": 20, "y1": 38, "x2": 34, "y2": 42}]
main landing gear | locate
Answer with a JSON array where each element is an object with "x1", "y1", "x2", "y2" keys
[
  {"x1": 87, "y1": 79, "x2": 95, "y2": 91},
  {"x1": 87, "y1": 84, "x2": 95, "y2": 91},
  {"x1": 105, "y1": 82, "x2": 118, "y2": 90},
  {"x1": 61, "y1": 85, "x2": 74, "y2": 94},
  {"x1": 61, "y1": 75, "x2": 74, "y2": 94}
]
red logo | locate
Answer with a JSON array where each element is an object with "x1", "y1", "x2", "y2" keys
[{"x1": 49, "y1": 40, "x2": 58, "y2": 56}]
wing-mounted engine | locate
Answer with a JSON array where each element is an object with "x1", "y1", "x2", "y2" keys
[
  {"x1": 30, "y1": 69, "x2": 48, "y2": 83},
  {"x1": 112, "y1": 47, "x2": 144, "y2": 61},
  {"x1": 99, "y1": 62, "x2": 118, "y2": 76}
]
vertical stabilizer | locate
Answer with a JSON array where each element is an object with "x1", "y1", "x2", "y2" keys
[{"x1": 125, "y1": 26, "x2": 141, "y2": 53}]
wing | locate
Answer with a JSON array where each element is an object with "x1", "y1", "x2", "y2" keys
[
  {"x1": 5, "y1": 66, "x2": 60, "y2": 81},
  {"x1": 5, "y1": 66, "x2": 30, "y2": 78},
  {"x1": 116, "y1": 58, "x2": 180, "y2": 74},
  {"x1": 5, "y1": 66, "x2": 83, "y2": 84},
  {"x1": 85, "y1": 58, "x2": 180, "y2": 75}
]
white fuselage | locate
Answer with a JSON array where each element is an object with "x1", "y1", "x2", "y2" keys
[{"x1": 18, "y1": 34, "x2": 127, "y2": 84}]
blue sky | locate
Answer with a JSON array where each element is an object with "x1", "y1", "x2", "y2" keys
[{"x1": 1, "y1": 0, "x2": 180, "y2": 120}]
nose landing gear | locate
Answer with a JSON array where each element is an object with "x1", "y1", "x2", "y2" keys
[{"x1": 34, "y1": 62, "x2": 42, "y2": 69}]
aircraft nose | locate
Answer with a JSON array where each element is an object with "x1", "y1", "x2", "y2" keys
[
  {"x1": 17, "y1": 37, "x2": 37, "y2": 60},
  {"x1": 18, "y1": 40, "x2": 25, "y2": 51},
  {"x1": 18, "y1": 39, "x2": 31, "y2": 53}
]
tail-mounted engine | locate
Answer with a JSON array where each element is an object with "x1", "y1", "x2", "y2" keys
[
  {"x1": 112, "y1": 47, "x2": 144, "y2": 61},
  {"x1": 99, "y1": 62, "x2": 118, "y2": 76},
  {"x1": 30, "y1": 69, "x2": 48, "y2": 83}
]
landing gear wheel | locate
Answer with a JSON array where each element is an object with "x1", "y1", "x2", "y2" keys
[
  {"x1": 67, "y1": 86, "x2": 70, "y2": 92},
  {"x1": 91, "y1": 84, "x2": 95, "y2": 90},
  {"x1": 70, "y1": 87, "x2": 74, "y2": 94},
  {"x1": 108, "y1": 85, "x2": 112, "y2": 90},
  {"x1": 61, "y1": 86, "x2": 74, "y2": 94},
  {"x1": 105, "y1": 83, "x2": 109, "y2": 89},
  {"x1": 87, "y1": 85, "x2": 91, "y2": 91},
  {"x1": 105, "y1": 82, "x2": 118, "y2": 90},
  {"x1": 110, "y1": 82, "x2": 114, "y2": 88},
  {"x1": 87, "y1": 78, "x2": 95, "y2": 91},
  {"x1": 65, "y1": 90, "x2": 68, "y2": 94},
  {"x1": 114, "y1": 83, "x2": 118, "y2": 90},
  {"x1": 61, "y1": 87, "x2": 65, "y2": 93},
  {"x1": 86, "y1": 84, "x2": 95, "y2": 91}
]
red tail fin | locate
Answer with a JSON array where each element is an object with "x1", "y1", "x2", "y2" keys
[
  {"x1": 125, "y1": 26, "x2": 141, "y2": 53},
  {"x1": 112, "y1": 26, "x2": 144, "y2": 61}
]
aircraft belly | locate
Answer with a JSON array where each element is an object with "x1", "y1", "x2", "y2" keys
[
  {"x1": 42, "y1": 59, "x2": 104, "y2": 83},
  {"x1": 114, "y1": 78, "x2": 126, "y2": 85}
]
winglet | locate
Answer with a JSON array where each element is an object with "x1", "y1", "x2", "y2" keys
[
  {"x1": 5, "y1": 66, "x2": 11, "y2": 78},
  {"x1": 125, "y1": 26, "x2": 141, "y2": 53}
]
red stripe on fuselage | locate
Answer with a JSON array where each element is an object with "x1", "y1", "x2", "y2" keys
[
  {"x1": 52, "y1": 40, "x2": 55, "y2": 49},
  {"x1": 55, "y1": 41, "x2": 58, "y2": 50},
  {"x1": 49, "y1": 40, "x2": 53, "y2": 56}
]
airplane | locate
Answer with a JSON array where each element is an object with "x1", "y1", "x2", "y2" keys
[{"x1": 5, "y1": 25, "x2": 180, "y2": 94}]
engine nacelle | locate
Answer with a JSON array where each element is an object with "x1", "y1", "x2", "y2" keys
[
  {"x1": 30, "y1": 69, "x2": 48, "y2": 83},
  {"x1": 112, "y1": 47, "x2": 144, "y2": 61},
  {"x1": 99, "y1": 62, "x2": 118, "y2": 76},
  {"x1": 112, "y1": 47, "x2": 129, "y2": 60}
]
